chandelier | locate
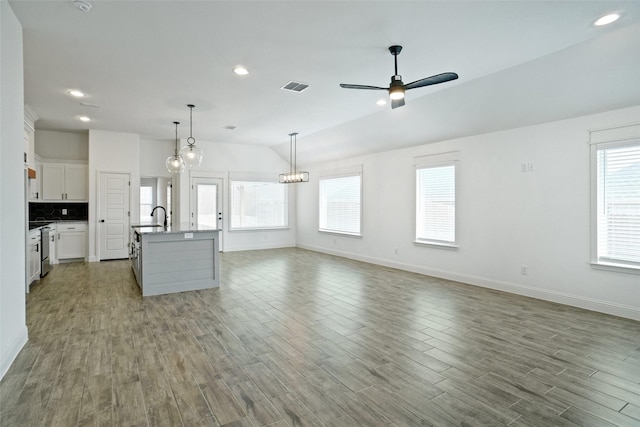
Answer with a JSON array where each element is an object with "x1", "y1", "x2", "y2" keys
[{"x1": 279, "y1": 132, "x2": 309, "y2": 183}]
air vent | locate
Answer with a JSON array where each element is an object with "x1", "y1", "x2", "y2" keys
[
  {"x1": 281, "y1": 81, "x2": 309, "y2": 93},
  {"x1": 224, "y1": 125, "x2": 237, "y2": 130}
]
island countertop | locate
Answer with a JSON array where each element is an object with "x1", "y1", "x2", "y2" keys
[{"x1": 131, "y1": 222, "x2": 221, "y2": 235}]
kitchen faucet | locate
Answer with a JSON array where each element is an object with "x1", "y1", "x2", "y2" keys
[{"x1": 150, "y1": 206, "x2": 168, "y2": 227}]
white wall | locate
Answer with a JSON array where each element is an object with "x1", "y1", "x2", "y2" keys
[
  {"x1": 173, "y1": 139, "x2": 296, "y2": 252},
  {"x1": 297, "y1": 105, "x2": 640, "y2": 320},
  {"x1": 139, "y1": 138, "x2": 174, "y2": 177},
  {"x1": 35, "y1": 130, "x2": 88, "y2": 160},
  {"x1": 88, "y1": 130, "x2": 140, "y2": 262},
  {"x1": 0, "y1": 0, "x2": 28, "y2": 379}
]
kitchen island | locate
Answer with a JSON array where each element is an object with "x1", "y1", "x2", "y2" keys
[{"x1": 131, "y1": 223, "x2": 220, "y2": 296}]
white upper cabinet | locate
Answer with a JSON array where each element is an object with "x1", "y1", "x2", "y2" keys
[{"x1": 42, "y1": 163, "x2": 87, "y2": 201}]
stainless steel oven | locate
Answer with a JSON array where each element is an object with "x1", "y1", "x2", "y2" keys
[{"x1": 40, "y1": 227, "x2": 51, "y2": 277}]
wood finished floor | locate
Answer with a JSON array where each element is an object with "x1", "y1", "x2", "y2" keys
[{"x1": 1, "y1": 248, "x2": 639, "y2": 427}]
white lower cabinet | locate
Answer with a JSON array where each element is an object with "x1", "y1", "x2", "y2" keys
[
  {"x1": 28, "y1": 230, "x2": 41, "y2": 285},
  {"x1": 57, "y1": 223, "x2": 86, "y2": 260}
]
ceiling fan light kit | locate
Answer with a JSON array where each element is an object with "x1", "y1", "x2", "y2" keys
[{"x1": 340, "y1": 45, "x2": 458, "y2": 109}]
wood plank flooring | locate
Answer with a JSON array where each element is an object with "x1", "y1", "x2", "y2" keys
[{"x1": 1, "y1": 247, "x2": 639, "y2": 426}]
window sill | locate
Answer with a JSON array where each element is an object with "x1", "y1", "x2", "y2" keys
[
  {"x1": 590, "y1": 261, "x2": 640, "y2": 275},
  {"x1": 229, "y1": 226, "x2": 290, "y2": 232},
  {"x1": 319, "y1": 230, "x2": 362, "y2": 238},
  {"x1": 414, "y1": 240, "x2": 458, "y2": 250}
]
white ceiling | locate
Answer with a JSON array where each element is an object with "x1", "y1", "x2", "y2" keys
[{"x1": 10, "y1": 0, "x2": 640, "y2": 165}]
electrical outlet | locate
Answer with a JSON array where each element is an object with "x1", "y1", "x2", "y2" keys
[
  {"x1": 62, "y1": 208, "x2": 68, "y2": 215},
  {"x1": 521, "y1": 265, "x2": 528, "y2": 275},
  {"x1": 394, "y1": 248, "x2": 398, "y2": 255}
]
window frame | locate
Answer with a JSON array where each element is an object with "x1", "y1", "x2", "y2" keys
[
  {"x1": 318, "y1": 166, "x2": 363, "y2": 237},
  {"x1": 590, "y1": 137, "x2": 640, "y2": 274},
  {"x1": 414, "y1": 152, "x2": 459, "y2": 250},
  {"x1": 139, "y1": 177, "x2": 157, "y2": 224},
  {"x1": 229, "y1": 175, "x2": 289, "y2": 231}
]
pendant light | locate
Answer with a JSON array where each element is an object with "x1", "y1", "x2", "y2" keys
[
  {"x1": 166, "y1": 121, "x2": 185, "y2": 174},
  {"x1": 279, "y1": 132, "x2": 309, "y2": 183},
  {"x1": 179, "y1": 104, "x2": 204, "y2": 168}
]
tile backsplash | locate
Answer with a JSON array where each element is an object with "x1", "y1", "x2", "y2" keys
[{"x1": 29, "y1": 202, "x2": 88, "y2": 221}]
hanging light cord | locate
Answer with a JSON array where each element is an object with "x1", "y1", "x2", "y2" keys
[
  {"x1": 289, "y1": 132, "x2": 298, "y2": 174},
  {"x1": 173, "y1": 121, "x2": 180, "y2": 155},
  {"x1": 187, "y1": 104, "x2": 196, "y2": 147}
]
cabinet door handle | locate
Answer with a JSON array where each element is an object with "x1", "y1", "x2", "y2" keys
[
  {"x1": 35, "y1": 192, "x2": 38, "y2": 199},
  {"x1": 67, "y1": 227, "x2": 76, "y2": 230}
]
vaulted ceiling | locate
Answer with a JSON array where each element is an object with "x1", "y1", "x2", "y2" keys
[{"x1": 10, "y1": 1, "x2": 640, "y2": 165}]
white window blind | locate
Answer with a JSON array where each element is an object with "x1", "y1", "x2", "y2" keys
[
  {"x1": 319, "y1": 174, "x2": 361, "y2": 235},
  {"x1": 595, "y1": 141, "x2": 640, "y2": 268},
  {"x1": 416, "y1": 163, "x2": 456, "y2": 245},
  {"x1": 230, "y1": 180, "x2": 287, "y2": 229}
]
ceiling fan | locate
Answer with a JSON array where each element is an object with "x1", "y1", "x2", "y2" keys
[{"x1": 340, "y1": 45, "x2": 458, "y2": 109}]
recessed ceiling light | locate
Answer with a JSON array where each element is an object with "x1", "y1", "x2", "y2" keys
[
  {"x1": 594, "y1": 13, "x2": 621, "y2": 26},
  {"x1": 233, "y1": 66, "x2": 249, "y2": 76},
  {"x1": 78, "y1": 115, "x2": 91, "y2": 122},
  {"x1": 376, "y1": 99, "x2": 387, "y2": 106},
  {"x1": 68, "y1": 89, "x2": 85, "y2": 98}
]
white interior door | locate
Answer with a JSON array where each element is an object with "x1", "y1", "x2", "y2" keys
[
  {"x1": 99, "y1": 172, "x2": 130, "y2": 260},
  {"x1": 191, "y1": 177, "x2": 223, "y2": 251}
]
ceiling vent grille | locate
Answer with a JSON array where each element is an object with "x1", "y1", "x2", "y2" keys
[{"x1": 281, "y1": 81, "x2": 309, "y2": 93}]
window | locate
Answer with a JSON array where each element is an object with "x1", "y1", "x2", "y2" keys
[
  {"x1": 415, "y1": 152, "x2": 458, "y2": 247},
  {"x1": 230, "y1": 180, "x2": 287, "y2": 229},
  {"x1": 319, "y1": 170, "x2": 362, "y2": 236},
  {"x1": 139, "y1": 178, "x2": 156, "y2": 223},
  {"x1": 592, "y1": 139, "x2": 640, "y2": 270}
]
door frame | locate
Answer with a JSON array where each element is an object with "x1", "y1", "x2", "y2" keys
[
  {"x1": 189, "y1": 170, "x2": 225, "y2": 252},
  {"x1": 96, "y1": 170, "x2": 132, "y2": 261}
]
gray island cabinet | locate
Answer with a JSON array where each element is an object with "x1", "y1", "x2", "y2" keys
[{"x1": 130, "y1": 223, "x2": 220, "y2": 296}]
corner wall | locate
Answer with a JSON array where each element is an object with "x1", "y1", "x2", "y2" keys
[
  {"x1": 88, "y1": 130, "x2": 140, "y2": 262},
  {"x1": 0, "y1": 0, "x2": 28, "y2": 379},
  {"x1": 296, "y1": 105, "x2": 640, "y2": 320}
]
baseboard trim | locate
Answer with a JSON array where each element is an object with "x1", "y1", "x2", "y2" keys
[
  {"x1": 296, "y1": 244, "x2": 640, "y2": 321},
  {"x1": 224, "y1": 243, "x2": 296, "y2": 253},
  {"x1": 0, "y1": 326, "x2": 28, "y2": 380}
]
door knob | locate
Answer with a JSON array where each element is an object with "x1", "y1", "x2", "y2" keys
[{"x1": 100, "y1": 219, "x2": 105, "y2": 223}]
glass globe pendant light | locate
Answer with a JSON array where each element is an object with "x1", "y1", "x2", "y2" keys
[
  {"x1": 166, "y1": 121, "x2": 185, "y2": 174},
  {"x1": 179, "y1": 104, "x2": 204, "y2": 168}
]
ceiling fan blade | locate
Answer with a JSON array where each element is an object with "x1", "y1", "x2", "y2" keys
[
  {"x1": 391, "y1": 97, "x2": 405, "y2": 109},
  {"x1": 340, "y1": 83, "x2": 387, "y2": 90},
  {"x1": 404, "y1": 72, "x2": 458, "y2": 90}
]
